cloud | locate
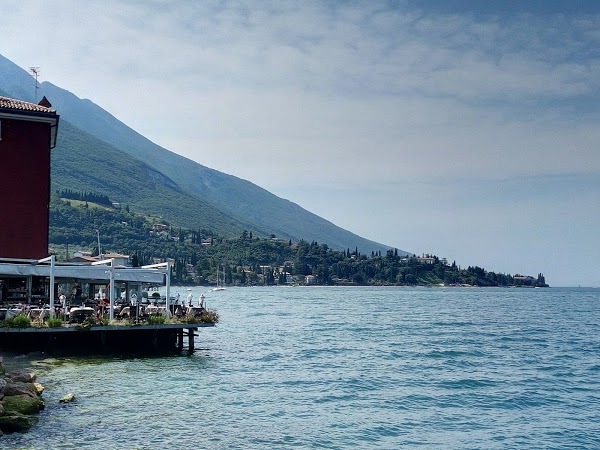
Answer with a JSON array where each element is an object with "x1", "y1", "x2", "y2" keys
[{"x1": 4, "y1": 2, "x2": 599, "y2": 183}]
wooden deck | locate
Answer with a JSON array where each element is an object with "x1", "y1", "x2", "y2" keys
[{"x1": 0, "y1": 323, "x2": 215, "y2": 355}]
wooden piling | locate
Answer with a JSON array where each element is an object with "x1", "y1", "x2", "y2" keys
[
  {"x1": 188, "y1": 328, "x2": 195, "y2": 354},
  {"x1": 177, "y1": 328, "x2": 184, "y2": 353}
]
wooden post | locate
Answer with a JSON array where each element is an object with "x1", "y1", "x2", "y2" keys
[
  {"x1": 188, "y1": 328, "x2": 195, "y2": 354},
  {"x1": 177, "y1": 328, "x2": 183, "y2": 353}
]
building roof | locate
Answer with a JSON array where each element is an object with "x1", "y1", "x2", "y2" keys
[
  {"x1": 0, "y1": 95, "x2": 56, "y2": 114},
  {"x1": 103, "y1": 253, "x2": 130, "y2": 259},
  {"x1": 70, "y1": 256, "x2": 100, "y2": 263},
  {"x1": 0, "y1": 95, "x2": 60, "y2": 148}
]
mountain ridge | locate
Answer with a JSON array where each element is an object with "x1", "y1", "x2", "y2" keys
[{"x1": 0, "y1": 53, "x2": 405, "y2": 255}]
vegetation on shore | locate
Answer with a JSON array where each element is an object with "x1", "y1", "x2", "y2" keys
[
  {"x1": 0, "y1": 311, "x2": 219, "y2": 329},
  {"x1": 49, "y1": 194, "x2": 548, "y2": 288}
]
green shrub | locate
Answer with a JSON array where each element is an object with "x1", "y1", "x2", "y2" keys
[
  {"x1": 4, "y1": 315, "x2": 32, "y2": 328},
  {"x1": 82, "y1": 316, "x2": 98, "y2": 327},
  {"x1": 183, "y1": 309, "x2": 219, "y2": 324},
  {"x1": 147, "y1": 314, "x2": 166, "y2": 325},
  {"x1": 200, "y1": 309, "x2": 219, "y2": 324},
  {"x1": 47, "y1": 317, "x2": 63, "y2": 328}
]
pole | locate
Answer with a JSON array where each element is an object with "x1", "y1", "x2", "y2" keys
[
  {"x1": 37, "y1": 255, "x2": 56, "y2": 318},
  {"x1": 49, "y1": 255, "x2": 55, "y2": 318},
  {"x1": 140, "y1": 261, "x2": 172, "y2": 317},
  {"x1": 109, "y1": 259, "x2": 115, "y2": 321},
  {"x1": 165, "y1": 260, "x2": 171, "y2": 317}
]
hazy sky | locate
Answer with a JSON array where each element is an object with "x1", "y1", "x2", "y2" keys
[{"x1": 2, "y1": 1, "x2": 599, "y2": 286}]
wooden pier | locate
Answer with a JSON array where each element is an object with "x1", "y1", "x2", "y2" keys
[{"x1": 0, "y1": 323, "x2": 214, "y2": 355}]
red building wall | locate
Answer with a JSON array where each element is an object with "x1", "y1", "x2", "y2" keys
[{"x1": 0, "y1": 118, "x2": 52, "y2": 259}]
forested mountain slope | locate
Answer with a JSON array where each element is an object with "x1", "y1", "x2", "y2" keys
[{"x1": 0, "y1": 53, "x2": 401, "y2": 255}]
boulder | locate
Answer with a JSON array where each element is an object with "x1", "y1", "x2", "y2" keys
[
  {"x1": 0, "y1": 378, "x2": 6, "y2": 392},
  {"x1": 2, "y1": 394, "x2": 45, "y2": 415},
  {"x1": 1, "y1": 381, "x2": 38, "y2": 398},
  {"x1": 33, "y1": 382, "x2": 45, "y2": 395},
  {"x1": 0, "y1": 412, "x2": 37, "y2": 433},
  {"x1": 59, "y1": 393, "x2": 76, "y2": 403},
  {"x1": 7, "y1": 371, "x2": 36, "y2": 383}
]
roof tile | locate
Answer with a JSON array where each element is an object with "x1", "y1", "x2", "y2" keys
[{"x1": 0, "y1": 95, "x2": 56, "y2": 113}]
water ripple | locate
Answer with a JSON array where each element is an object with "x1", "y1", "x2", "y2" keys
[{"x1": 2, "y1": 286, "x2": 599, "y2": 449}]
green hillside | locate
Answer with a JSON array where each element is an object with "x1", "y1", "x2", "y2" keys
[
  {"x1": 50, "y1": 197, "x2": 546, "y2": 288},
  {"x1": 51, "y1": 120, "x2": 251, "y2": 236}
]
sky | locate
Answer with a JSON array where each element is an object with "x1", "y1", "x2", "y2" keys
[{"x1": 1, "y1": 0, "x2": 599, "y2": 286}]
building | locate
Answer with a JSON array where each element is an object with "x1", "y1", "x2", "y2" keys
[
  {"x1": 416, "y1": 256, "x2": 436, "y2": 265},
  {"x1": 72, "y1": 251, "x2": 93, "y2": 259},
  {"x1": 0, "y1": 96, "x2": 59, "y2": 259},
  {"x1": 71, "y1": 251, "x2": 130, "y2": 266},
  {"x1": 0, "y1": 96, "x2": 206, "y2": 356},
  {"x1": 103, "y1": 253, "x2": 131, "y2": 267},
  {"x1": 305, "y1": 275, "x2": 317, "y2": 285}
]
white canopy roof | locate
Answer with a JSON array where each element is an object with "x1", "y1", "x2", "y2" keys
[{"x1": 0, "y1": 262, "x2": 165, "y2": 284}]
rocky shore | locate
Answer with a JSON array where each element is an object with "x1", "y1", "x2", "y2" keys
[{"x1": 0, "y1": 358, "x2": 45, "y2": 435}]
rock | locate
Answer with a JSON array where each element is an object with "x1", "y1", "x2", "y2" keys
[
  {"x1": 0, "y1": 357, "x2": 5, "y2": 375},
  {"x1": 1, "y1": 381, "x2": 38, "y2": 398},
  {"x1": 33, "y1": 382, "x2": 45, "y2": 395},
  {"x1": 2, "y1": 394, "x2": 45, "y2": 415},
  {"x1": 7, "y1": 370, "x2": 36, "y2": 383},
  {"x1": 59, "y1": 393, "x2": 76, "y2": 404},
  {"x1": 0, "y1": 413, "x2": 37, "y2": 433},
  {"x1": 0, "y1": 378, "x2": 6, "y2": 392}
]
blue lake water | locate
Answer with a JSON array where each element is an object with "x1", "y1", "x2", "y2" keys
[{"x1": 2, "y1": 286, "x2": 599, "y2": 449}]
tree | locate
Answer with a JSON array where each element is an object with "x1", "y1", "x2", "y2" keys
[{"x1": 405, "y1": 273, "x2": 417, "y2": 285}]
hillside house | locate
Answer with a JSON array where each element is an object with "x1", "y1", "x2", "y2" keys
[
  {"x1": 305, "y1": 275, "x2": 317, "y2": 285},
  {"x1": 103, "y1": 253, "x2": 130, "y2": 267},
  {"x1": 72, "y1": 251, "x2": 93, "y2": 259},
  {"x1": 416, "y1": 257, "x2": 436, "y2": 265}
]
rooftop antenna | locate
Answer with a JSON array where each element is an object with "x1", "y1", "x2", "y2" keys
[{"x1": 29, "y1": 67, "x2": 40, "y2": 102}]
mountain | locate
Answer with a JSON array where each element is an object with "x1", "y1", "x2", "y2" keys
[
  {"x1": 0, "y1": 53, "x2": 404, "y2": 254},
  {"x1": 52, "y1": 121, "x2": 254, "y2": 236}
]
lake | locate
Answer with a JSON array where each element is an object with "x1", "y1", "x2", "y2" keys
[{"x1": 2, "y1": 286, "x2": 599, "y2": 449}]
